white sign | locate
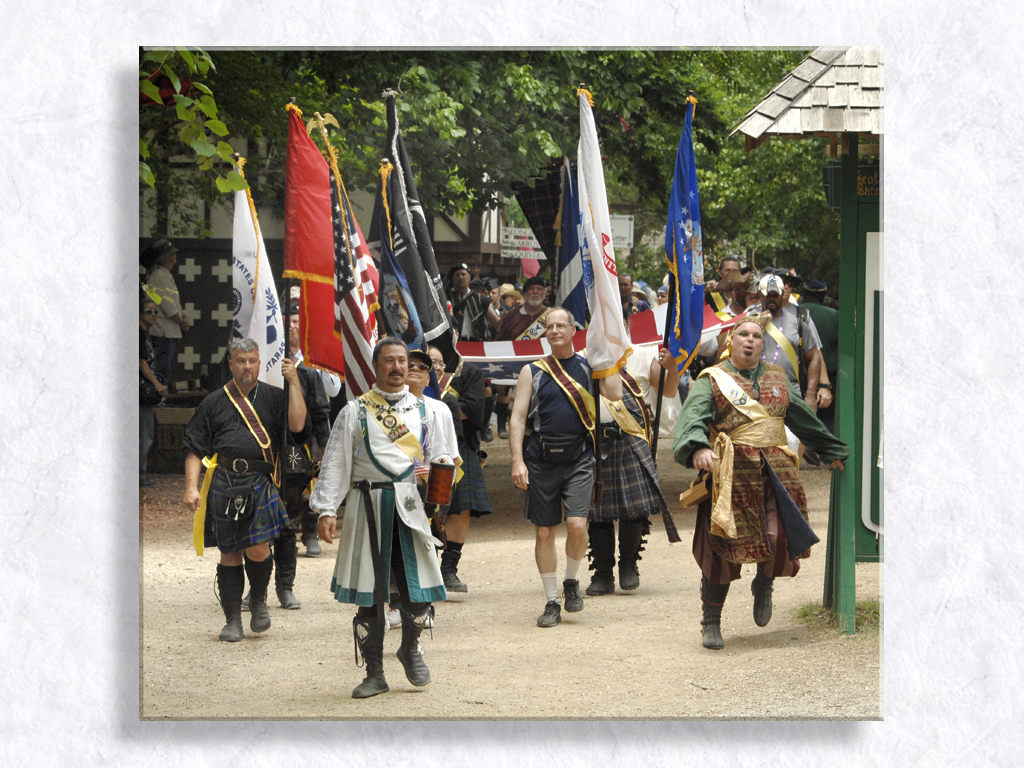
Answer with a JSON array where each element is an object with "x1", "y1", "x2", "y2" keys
[
  {"x1": 500, "y1": 227, "x2": 542, "y2": 249},
  {"x1": 609, "y1": 215, "x2": 634, "y2": 250},
  {"x1": 501, "y1": 248, "x2": 547, "y2": 261}
]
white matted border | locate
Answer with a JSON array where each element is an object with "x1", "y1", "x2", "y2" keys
[{"x1": 3, "y1": 0, "x2": 1016, "y2": 765}]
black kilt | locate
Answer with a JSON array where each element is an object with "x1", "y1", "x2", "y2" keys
[
  {"x1": 449, "y1": 443, "x2": 492, "y2": 516},
  {"x1": 589, "y1": 433, "x2": 667, "y2": 523},
  {"x1": 203, "y1": 466, "x2": 289, "y2": 553}
]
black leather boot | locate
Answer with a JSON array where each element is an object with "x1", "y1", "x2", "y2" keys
[
  {"x1": 216, "y1": 564, "x2": 245, "y2": 642},
  {"x1": 751, "y1": 570, "x2": 775, "y2": 627},
  {"x1": 440, "y1": 544, "x2": 468, "y2": 593},
  {"x1": 586, "y1": 521, "x2": 616, "y2": 596},
  {"x1": 244, "y1": 555, "x2": 273, "y2": 633},
  {"x1": 274, "y1": 533, "x2": 301, "y2": 609},
  {"x1": 396, "y1": 606, "x2": 433, "y2": 687},
  {"x1": 700, "y1": 575, "x2": 730, "y2": 650},
  {"x1": 495, "y1": 400, "x2": 510, "y2": 440},
  {"x1": 481, "y1": 395, "x2": 495, "y2": 442},
  {"x1": 352, "y1": 613, "x2": 389, "y2": 698},
  {"x1": 617, "y1": 518, "x2": 649, "y2": 591}
]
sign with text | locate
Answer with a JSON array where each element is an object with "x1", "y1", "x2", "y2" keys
[
  {"x1": 609, "y1": 215, "x2": 635, "y2": 250},
  {"x1": 500, "y1": 227, "x2": 542, "y2": 249}
]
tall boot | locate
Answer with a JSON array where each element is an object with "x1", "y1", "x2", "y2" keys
[
  {"x1": 216, "y1": 564, "x2": 245, "y2": 642},
  {"x1": 751, "y1": 569, "x2": 775, "y2": 627},
  {"x1": 700, "y1": 575, "x2": 730, "y2": 650},
  {"x1": 440, "y1": 542, "x2": 468, "y2": 593},
  {"x1": 495, "y1": 400, "x2": 510, "y2": 440},
  {"x1": 396, "y1": 606, "x2": 433, "y2": 687},
  {"x1": 274, "y1": 533, "x2": 301, "y2": 609},
  {"x1": 481, "y1": 394, "x2": 495, "y2": 443},
  {"x1": 585, "y1": 521, "x2": 616, "y2": 596},
  {"x1": 617, "y1": 518, "x2": 649, "y2": 592},
  {"x1": 244, "y1": 555, "x2": 273, "y2": 633},
  {"x1": 352, "y1": 613, "x2": 389, "y2": 698}
]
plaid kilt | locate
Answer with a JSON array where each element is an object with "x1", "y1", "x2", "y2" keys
[
  {"x1": 589, "y1": 433, "x2": 667, "y2": 523},
  {"x1": 449, "y1": 443, "x2": 492, "y2": 516},
  {"x1": 204, "y1": 466, "x2": 289, "y2": 553}
]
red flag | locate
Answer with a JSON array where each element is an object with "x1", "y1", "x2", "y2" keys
[{"x1": 283, "y1": 104, "x2": 347, "y2": 378}]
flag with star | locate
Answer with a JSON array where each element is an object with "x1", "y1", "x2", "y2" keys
[
  {"x1": 664, "y1": 95, "x2": 706, "y2": 373},
  {"x1": 329, "y1": 166, "x2": 377, "y2": 397}
]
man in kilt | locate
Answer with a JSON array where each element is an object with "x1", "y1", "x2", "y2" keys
[
  {"x1": 673, "y1": 314, "x2": 848, "y2": 650},
  {"x1": 586, "y1": 344, "x2": 681, "y2": 596},
  {"x1": 182, "y1": 338, "x2": 308, "y2": 642},
  {"x1": 428, "y1": 345, "x2": 491, "y2": 594},
  {"x1": 311, "y1": 337, "x2": 458, "y2": 699}
]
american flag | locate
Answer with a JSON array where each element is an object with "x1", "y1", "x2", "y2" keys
[{"x1": 329, "y1": 167, "x2": 376, "y2": 397}]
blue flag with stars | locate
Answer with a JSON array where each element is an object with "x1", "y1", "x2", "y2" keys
[{"x1": 664, "y1": 97, "x2": 705, "y2": 373}]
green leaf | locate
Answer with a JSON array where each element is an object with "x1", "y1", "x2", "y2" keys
[
  {"x1": 190, "y1": 139, "x2": 217, "y2": 157},
  {"x1": 179, "y1": 123, "x2": 202, "y2": 144},
  {"x1": 215, "y1": 141, "x2": 235, "y2": 162},
  {"x1": 139, "y1": 79, "x2": 162, "y2": 104},
  {"x1": 139, "y1": 138, "x2": 150, "y2": 159},
  {"x1": 141, "y1": 51, "x2": 166, "y2": 66},
  {"x1": 139, "y1": 161, "x2": 155, "y2": 187},
  {"x1": 175, "y1": 100, "x2": 190, "y2": 122},
  {"x1": 163, "y1": 64, "x2": 181, "y2": 94},
  {"x1": 177, "y1": 48, "x2": 197, "y2": 72},
  {"x1": 217, "y1": 170, "x2": 248, "y2": 193},
  {"x1": 205, "y1": 118, "x2": 228, "y2": 136},
  {"x1": 192, "y1": 82, "x2": 213, "y2": 96}
]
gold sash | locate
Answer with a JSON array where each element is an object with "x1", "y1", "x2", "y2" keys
[
  {"x1": 600, "y1": 368, "x2": 650, "y2": 443},
  {"x1": 764, "y1": 318, "x2": 799, "y2": 373},
  {"x1": 534, "y1": 356, "x2": 595, "y2": 432},
  {"x1": 515, "y1": 308, "x2": 550, "y2": 340},
  {"x1": 361, "y1": 390, "x2": 425, "y2": 465},
  {"x1": 699, "y1": 366, "x2": 797, "y2": 539},
  {"x1": 192, "y1": 454, "x2": 218, "y2": 556}
]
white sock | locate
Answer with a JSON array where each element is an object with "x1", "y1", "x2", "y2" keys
[
  {"x1": 564, "y1": 556, "x2": 583, "y2": 582},
  {"x1": 540, "y1": 572, "x2": 560, "y2": 603}
]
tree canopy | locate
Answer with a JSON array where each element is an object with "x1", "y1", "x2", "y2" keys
[{"x1": 139, "y1": 48, "x2": 845, "y2": 285}]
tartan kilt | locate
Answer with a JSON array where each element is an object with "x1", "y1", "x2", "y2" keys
[
  {"x1": 449, "y1": 443, "x2": 492, "y2": 516},
  {"x1": 589, "y1": 433, "x2": 667, "y2": 523},
  {"x1": 204, "y1": 466, "x2": 289, "y2": 553}
]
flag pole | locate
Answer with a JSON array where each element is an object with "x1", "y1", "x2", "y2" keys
[{"x1": 650, "y1": 281, "x2": 674, "y2": 463}]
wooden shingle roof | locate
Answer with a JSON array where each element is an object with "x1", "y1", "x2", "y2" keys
[{"x1": 730, "y1": 47, "x2": 883, "y2": 151}]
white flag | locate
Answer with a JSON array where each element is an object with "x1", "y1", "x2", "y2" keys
[
  {"x1": 232, "y1": 190, "x2": 285, "y2": 386},
  {"x1": 577, "y1": 89, "x2": 630, "y2": 376}
]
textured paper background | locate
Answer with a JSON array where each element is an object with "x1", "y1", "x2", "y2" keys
[{"x1": 4, "y1": 0, "x2": 1017, "y2": 764}]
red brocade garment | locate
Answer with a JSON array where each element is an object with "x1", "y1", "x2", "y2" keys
[{"x1": 705, "y1": 363, "x2": 809, "y2": 564}]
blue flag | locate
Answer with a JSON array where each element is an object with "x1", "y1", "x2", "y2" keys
[
  {"x1": 664, "y1": 97, "x2": 706, "y2": 373},
  {"x1": 555, "y1": 156, "x2": 587, "y2": 326},
  {"x1": 377, "y1": 161, "x2": 425, "y2": 350}
]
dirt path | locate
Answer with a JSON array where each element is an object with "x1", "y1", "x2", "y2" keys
[{"x1": 140, "y1": 436, "x2": 881, "y2": 720}]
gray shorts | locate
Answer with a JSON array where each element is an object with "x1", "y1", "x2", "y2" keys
[{"x1": 524, "y1": 453, "x2": 596, "y2": 528}]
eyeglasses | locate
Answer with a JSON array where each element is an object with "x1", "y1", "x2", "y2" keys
[
  {"x1": 409, "y1": 362, "x2": 431, "y2": 371},
  {"x1": 142, "y1": 310, "x2": 158, "y2": 315},
  {"x1": 545, "y1": 322, "x2": 571, "y2": 331}
]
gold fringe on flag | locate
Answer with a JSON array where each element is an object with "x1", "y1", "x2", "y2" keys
[{"x1": 577, "y1": 87, "x2": 595, "y2": 107}]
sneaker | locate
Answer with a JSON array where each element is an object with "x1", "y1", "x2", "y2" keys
[
  {"x1": 498, "y1": 427, "x2": 509, "y2": 440},
  {"x1": 536, "y1": 600, "x2": 562, "y2": 628},
  {"x1": 481, "y1": 425, "x2": 494, "y2": 443},
  {"x1": 562, "y1": 579, "x2": 584, "y2": 612},
  {"x1": 386, "y1": 607, "x2": 402, "y2": 628}
]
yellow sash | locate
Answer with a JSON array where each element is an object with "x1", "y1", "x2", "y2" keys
[
  {"x1": 601, "y1": 396, "x2": 647, "y2": 440},
  {"x1": 699, "y1": 366, "x2": 798, "y2": 539},
  {"x1": 361, "y1": 390, "x2": 425, "y2": 464},
  {"x1": 192, "y1": 454, "x2": 218, "y2": 556},
  {"x1": 534, "y1": 357, "x2": 596, "y2": 431},
  {"x1": 709, "y1": 291, "x2": 727, "y2": 311},
  {"x1": 515, "y1": 308, "x2": 550, "y2": 340},
  {"x1": 764, "y1": 318, "x2": 799, "y2": 374}
]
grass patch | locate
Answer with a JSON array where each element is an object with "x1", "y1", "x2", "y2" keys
[{"x1": 794, "y1": 599, "x2": 880, "y2": 638}]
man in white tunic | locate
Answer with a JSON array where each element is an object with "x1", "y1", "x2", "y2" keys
[{"x1": 311, "y1": 337, "x2": 458, "y2": 699}]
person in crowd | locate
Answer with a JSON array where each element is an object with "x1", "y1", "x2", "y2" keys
[
  {"x1": 508, "y1": 308, "x2": 622, "y2": 628},
  {"x1": 181, "y1": 338, "x2": 308, "y2": 642},
  {"x1": 618, "y1": 273, "x2": 650, "y2": 317},
  {"x1": 142, "y1": 239, "x2": 191, "y2": 385},
  {"x1": 673, "y1": 314, "x2": 848, "y2": 650},
  {"x1": 139, "y1": 297, "x2": 168, "y2": 487}
]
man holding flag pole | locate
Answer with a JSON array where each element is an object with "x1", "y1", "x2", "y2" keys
[{"x1": 182, "y1": 159, "x2": 308, "y2": 642}]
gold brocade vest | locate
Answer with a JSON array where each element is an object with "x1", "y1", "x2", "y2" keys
[{"x1": 707, "y1": 363, "x2": 809, "y2": 562}]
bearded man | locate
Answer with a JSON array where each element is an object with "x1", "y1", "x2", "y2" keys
[{"x1": 673, "y1": 314, "x2": 848, "y2": 650}]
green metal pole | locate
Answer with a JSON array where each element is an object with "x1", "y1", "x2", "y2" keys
[{"x1": 825, "y1": 133, "x2": 860, "y2": 634}]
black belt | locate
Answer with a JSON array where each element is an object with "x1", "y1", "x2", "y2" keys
[
  {"x1": 220, "y1": 456, "x2": 276, "y2": 476},
  {"x1": 354, "y1": 480, "x2": 396, "y2": 491},
  {"x1": 599, "y1": 423, "x2": 624, "y2": 440}
]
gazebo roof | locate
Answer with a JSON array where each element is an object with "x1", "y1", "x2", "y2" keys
[{"x1": 730, "y1": 47, "x2": 883, "y2": 152}]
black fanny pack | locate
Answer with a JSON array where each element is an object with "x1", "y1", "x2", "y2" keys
[{"x1": 536, "y1": 432, "x2": 587, "y2": 464}]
